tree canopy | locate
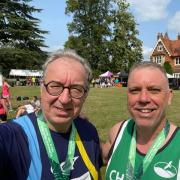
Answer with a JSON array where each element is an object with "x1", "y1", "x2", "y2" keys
[
  {"x1": 65, "y1": 0, "x2": 143, "y2": 76},
  {"x1": 0, "y1": 0, "x2": 48, "y2": 76},
  {"x1": 163, "y1": 61, "x2": 173, "y2": 75}
]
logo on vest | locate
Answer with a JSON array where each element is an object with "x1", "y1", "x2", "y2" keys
[
  {"x1": 154, "y1": 161, "x2": 177, "y2": 178},
  {"x1": 51, "y1": 156, "x2": 79, "y2": 175},
  {"x1": 109, "y1": 170, "x2": 125, "y2": 180}
]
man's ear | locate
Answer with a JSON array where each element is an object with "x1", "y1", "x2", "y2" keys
[{"x1": 168, "y1": 89, "x2": 173, "y2": 105}]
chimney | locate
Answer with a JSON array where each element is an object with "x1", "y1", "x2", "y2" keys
[
  {"x1": 164, "y1": 32, "x2": 169, "y2": 39},
  {"x1": 178, "y1": 33, "x2": 180, "y2": 40},
  {"x1": 157, "y1": 33, "x2": 163, "y2": 40}
]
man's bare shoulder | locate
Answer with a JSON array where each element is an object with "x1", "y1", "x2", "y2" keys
[
  {"x1": 108, "y1": 121, "x2": 123, "y2": 143},
  {"x1": 101, "y1": 121, "x2": 123, "y2": 165}
]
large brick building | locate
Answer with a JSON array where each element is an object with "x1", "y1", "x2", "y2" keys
[{"x1": 150, "y1": 32, "x2": 180, "y2": 78}]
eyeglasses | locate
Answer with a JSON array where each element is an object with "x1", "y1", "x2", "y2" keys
[{"x1": 43, "y1": 81, "x2": 87, "y2": 99}]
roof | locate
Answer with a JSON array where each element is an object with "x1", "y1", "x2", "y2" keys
[
  {"x1": 117, "y1": 72, "x2": 128, "y2": 77},
  {"x1": 161, "y1": 37, "x2": 180, "y2": 56},
  {"x1": 99, "y1": 71, "x2": 113, "y2": 77}
]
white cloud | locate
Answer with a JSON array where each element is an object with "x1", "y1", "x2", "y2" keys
[
  {"x1": 127, "y1": 0, "x2": 171, "y2": 22},
  {"x1": 142, "y1": 46, "x2": 153, "y2": 60},
  {"x1": 168, "y1": 11, "x2": 180, "y2": 32},
  {"x1": 41, "y1": 44, "x2": 64, "y2": 52}
]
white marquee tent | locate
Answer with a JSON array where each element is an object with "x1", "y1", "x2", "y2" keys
[
  {"x1": 9, "y1": 69, "x2": 43, "y2": 77},
  {"x1": 166, "y1": 73, "x2": 174, "y2": 79}
]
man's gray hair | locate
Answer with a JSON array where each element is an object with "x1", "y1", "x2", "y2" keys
[
  {"x1": 42, "y1": 49, "x2": 92, "y2": 87},
  {"x1": 128, "y1": 61, "x2": 168, "y2": 82}
]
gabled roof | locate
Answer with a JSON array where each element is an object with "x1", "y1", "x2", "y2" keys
[
  {"x1": 151, "y1": 33, "x2": 180, "y2": 57},
  {"x1": 152, "y1": 39, "x2": 171, "y2": 56},
  {"x1": 161, "y1": 36, "x2": 180, "y2": 56}
]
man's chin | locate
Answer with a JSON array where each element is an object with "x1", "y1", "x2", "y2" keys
[
  {"x1": 134, "y1": 117, "x2": 154, "y2": 128},
  {"x1": 51, "y1": 116, "x2": 72, "y2": 124},
  {"x1": 47, "y1": 117, "x2": 73, "y2": 132}
]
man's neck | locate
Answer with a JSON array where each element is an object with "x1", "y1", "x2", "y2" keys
[
  {"x1": 136, "y1": 121, "x2": 167, "y2": 154},
  {"x1": 47, "y1": 121, "x2": 72, "y2": 133}
]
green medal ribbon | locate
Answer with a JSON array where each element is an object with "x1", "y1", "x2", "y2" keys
[
  {"x1": 126, "y1": 121, "x2": 170, "y2": 180},
  {"x1": 37, "y1": 112, "x2": 76, "y2": 180}
]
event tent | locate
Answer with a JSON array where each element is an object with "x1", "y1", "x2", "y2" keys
[
  {"x1": 117, "y1": 71, "x2": 128, "y2": 77},
  {"x1": 99, "y1": 71, "x2": 113, "y2": 77},
  {"x1": 9, "y1": 69, "x2": 43, "y2": 77},
  {"x1": 166, "y1": 73, "x2": 174, "y2": 79}
]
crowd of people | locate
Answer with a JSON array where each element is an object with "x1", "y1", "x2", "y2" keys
[
  {"x1": 0, "y1": 49, "x2": 179, "y2": 179},
  {"x1": 25, "y1": 76, "x2": 41, "y2": 86},
  {"x1": 91, "y1": 77, "x2": 127, "y2": 88}
]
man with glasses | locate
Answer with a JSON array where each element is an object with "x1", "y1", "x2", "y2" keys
[{"x1": 0, "y1": 49, "x2": 102, "y2": 179}]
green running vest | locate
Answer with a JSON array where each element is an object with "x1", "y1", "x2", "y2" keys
[{"x1": 106, "y1": 119, "x2": 180, "y2": 180}]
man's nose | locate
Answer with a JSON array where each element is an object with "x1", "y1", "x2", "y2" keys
[
  {"x1": 139, "y1": 90, "x2": 150, "y2": 103},
  {"x1": 58, "y1": 88, "x2": 71, "y2": 104}
]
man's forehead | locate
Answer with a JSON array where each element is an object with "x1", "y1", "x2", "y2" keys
[
  {"x1": 128, "y1": 67, "x2": 169, "y2": 86},
  {"x1": 129, "y1": 67, "x2": 166, "y2": 78}
]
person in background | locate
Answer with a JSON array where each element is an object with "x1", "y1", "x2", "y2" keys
[
  {"x1": 91, "y1": 78, "x2": 96, "y2": 88},
  {"x1": 32, "y1": 76, "x2": 36, "y2": 86},
  {"x1": 102, "y1": 61, "x2": 180, "y2": 180},
  {"x1": 31, "y1": 95, "x2": 41, "y2": 112},
  {"x1": 2, "y1": 78, "x2": 12, "y2": 111},
  {"x1": 16, "y1": 97, "x2": 35, "y2": 118},
  {"x1": 0, "y1": 49, "x2": 102, "y2": 179},
  {"x1": 0, "y1": 96, "x2": 8, "y2": 122}
]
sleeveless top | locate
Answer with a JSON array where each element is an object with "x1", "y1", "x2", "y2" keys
[
  {"x1": 106, "y1": 119, "x2": 180, "y2": 180},
  {"x1": 2, "y1": 83, "x2": 9, "y2": 97}
]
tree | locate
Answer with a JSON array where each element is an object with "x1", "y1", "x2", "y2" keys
[
  {"x1": 109, "y1": 0, "x2": 143, "y2": 72},
  {"x1": 0, "y1": 0, "x2": 48, "y2": 76},
  {"x1": 65, "y1": 0, "x2": 112, "y2": 73},
  {"x1": 163, "y1": 61, "x2": 173, "y2": 75},
  {"x1": 65, "y1": 0, "x2": 142, "y2": 74}
]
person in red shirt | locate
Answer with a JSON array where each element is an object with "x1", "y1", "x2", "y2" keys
[
  {"x1": 2, "y1": 78, "x2": 12, "y2": 110},
  {"x1": 0, "y1": 96, "x2": 8, "y2": 122}
]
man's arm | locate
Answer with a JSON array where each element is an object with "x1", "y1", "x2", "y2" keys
[
  {"x1": 16, "y1": 105, "x2": 26, "y2": 118},
  {"x1": 100, "y1": 121, "x2": 123, "y2": 165}
]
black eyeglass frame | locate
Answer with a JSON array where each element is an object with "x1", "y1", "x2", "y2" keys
[{"x1": 43, "y1": 81, "x2": 88, "y2": 99}]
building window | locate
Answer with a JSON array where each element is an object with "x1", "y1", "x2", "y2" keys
[
  {"x1": 175, "y1": 57, "x2": 180, "y2": 65},
  {"x1": 157, "y1": 45, "x2": 163, "y2": 51},
  {"x1": 155, "y1": 56, "x2": 162, "y2": 64}
]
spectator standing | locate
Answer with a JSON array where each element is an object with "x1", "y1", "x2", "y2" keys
[
  {"x1": 2, "y1": 78, "x2": 12, "y2": 110},
  {"x1": 32, "y1": 76, "x2": 36, "y2": 86},
  {"x1": 91, "y1": 78, "x2": 96, "y2": 88},
  {"x1": 0, "y1": 96, "x2": 8, "y2": 122}
]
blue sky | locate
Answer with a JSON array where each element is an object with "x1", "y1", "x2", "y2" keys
[{"x1": 30, "y1": 0, "x2": 180, "y2": 60}]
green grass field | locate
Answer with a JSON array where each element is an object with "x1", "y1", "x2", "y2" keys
[{"x1": 6, "y1": 86, "x2": 180, "y2": 179}]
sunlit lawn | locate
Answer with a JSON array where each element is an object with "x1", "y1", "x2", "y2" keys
[{"x1": 6, "y1": 86, "x2": 180, "y2": 179}]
